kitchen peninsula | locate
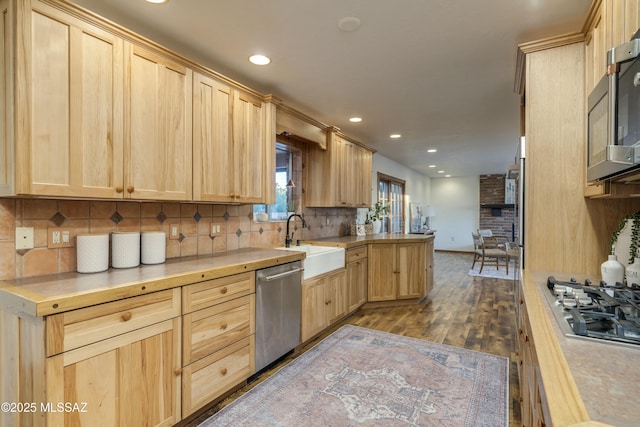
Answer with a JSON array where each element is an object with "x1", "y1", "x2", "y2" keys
[{"x1": 304, "y1": 233, "x2": 435, "y2": 304}]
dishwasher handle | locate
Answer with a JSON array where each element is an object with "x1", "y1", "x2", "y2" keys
[{"x1": 258, "y1": 267, "x2": 304, "y2": 282}]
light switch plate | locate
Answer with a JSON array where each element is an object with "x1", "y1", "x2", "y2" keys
[{"x1": 16, "y1": 227, "x2": 34, "y2": 250}]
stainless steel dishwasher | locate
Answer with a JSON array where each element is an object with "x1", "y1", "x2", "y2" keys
[{"x1": 255, "y1": 261, "x2": 303, "y2": 372}]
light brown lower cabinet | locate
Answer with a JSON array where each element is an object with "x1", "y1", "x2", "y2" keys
[
  {"x1": 515, "y1": 280, "x2": 546, "y2": 427},
  {"x1": 346, "y1": 245, "x2": 368, "y2": 312},
  {"x1": 181, "y1": 272, "x2": 255, "y2": 417},
  {"x1": 46, "y1": 318, "x2": 181, "y2": 427},
  {"x1": 0, "y1": 271, "x2": 257, "y2": 427},
  {"x1": 368, "y1": 242, "x2": 426, "y2": 301},
  {"x1": 301, "y1": 269, "x2": 347, "y2": 342}
]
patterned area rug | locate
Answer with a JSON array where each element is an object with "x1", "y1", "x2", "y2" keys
[
  {"x1": 468, "y1": 263, "x2": 517, "y2": 280},
  {"x1": 199, "y1": 325, "x2": 509, "y2": 427}
]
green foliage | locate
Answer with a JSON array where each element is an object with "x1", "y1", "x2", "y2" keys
[
  {"x1": 366, "y1": 201, "x2": 389, "y2": 223},
  {"x1": 610, "y1": 211, "x2": 640, "y2": 264}
]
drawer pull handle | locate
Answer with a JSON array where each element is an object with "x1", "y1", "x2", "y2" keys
[
  {"x1": 127, "y1": 186, "x2": 135, "y2": 193},
  {"x1": 220, "y1": 287, "x2": 228, "y2": 294},
  {"x1": 121, "y1": 312, "x2": 132, "y2": 322},
  {"x1": 220, "y1": 322, "x2": 228, "y2": 330},
  {"x1": 174, "y1": 368, "x2": 182, "y2": 376},
  {"x1": 220, "y1": 367, "x2": 227, "y2": 376},
  {"x1": 115, "y1": 185, "x2": 124, "y2": 193}
]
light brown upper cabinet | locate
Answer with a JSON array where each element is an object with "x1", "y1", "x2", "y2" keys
[
  {"x1": 1, "y1": 1, "x2": 125, "y2": 198},
  {"x1": 193, "y1": 72, "x2": 274, "y2": 204},
  {"x1": 304, "y1": 130, "x2": 373, "y2": 207},
  {"x1": 125, "y1": 44, "x2": 193, "y2": 201},
  {"x1": 0, "y1": 1, "x2": 193, "y2": 200}
]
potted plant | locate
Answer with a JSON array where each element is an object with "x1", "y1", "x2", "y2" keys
[{"x1": 366, "y1": 201, "x2": 389, "y2": 234}]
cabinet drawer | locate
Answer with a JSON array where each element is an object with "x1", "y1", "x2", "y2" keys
[
  {"x1": 46, "y1": 288, "x2": 181, "y2": 356},
  {"x1": 183, "y1": 294, "x2": 255, "y2": 365},
  {"x1": 182, "y1": 336, "x2": 254, "y2": 416},
  {"x1": 183, "y1": 271, "x2": 254, "y2": 313},
  {"x1": 346, "y1": 245, "x2": 367, "y2": 264}
]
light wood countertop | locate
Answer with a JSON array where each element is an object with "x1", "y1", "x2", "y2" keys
[
  {"x1": 302, "y1": 233, "x2": 434, "y2": 249},
  {"x1": 0, "y1": 248, "x2": 304, "y2": 317},
  {"x1": 523, "y1": 270, "x2": 640, "y2": 427}
]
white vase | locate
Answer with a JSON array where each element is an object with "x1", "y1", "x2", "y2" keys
[
  {"x1": 601, "y1": 254, "x2": 624, "y2": 286},
  {"x1": 372, "y1": 219, "x2": 382, "y2": 234}
]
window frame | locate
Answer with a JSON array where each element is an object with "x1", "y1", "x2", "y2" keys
[{"x1": 377, "y1": 172, "x2": 405, "y2": 233}]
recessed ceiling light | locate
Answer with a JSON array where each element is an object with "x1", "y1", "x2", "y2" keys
[
  {"x1": 146, "y1": 0, "x2": 169, "y2": 3},
  {"x1": 390, "y1": 134, "x2": 402, "y2": 139},
  {"x1": 249, "y1": 54, "x2": 271, "y2": 65},
  {"x1": 428, "y1": 165, "x2": 436, "y2": 168},
  {"x1": 438, "y1": 170, "x2": 445, "y2": 174},
  {"x1": 427, "y1": 149, "x2": 437, "y2": 153},
  {"x1": 349, "y1": 117, "x2": 362, "y2": 123},
  {"x1": 338, "y1": 17, "x2": 361, "y2": 32},
  {"x1": 445, "y1": 174, "x2": 451, "y2": 178}
]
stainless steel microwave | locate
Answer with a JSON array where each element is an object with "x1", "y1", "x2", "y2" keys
[{"x1": 587, "y1": 37, "x2": 640, "y2": 182}]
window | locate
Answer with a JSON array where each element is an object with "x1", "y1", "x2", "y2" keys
[
  {"x1": 377, "y1": 173, "x2": 405, "y2": 233},
  {"x1": 253, "y1": 142, "x2": 302, "y2": 221}
]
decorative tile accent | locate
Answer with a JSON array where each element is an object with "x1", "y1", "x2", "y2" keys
[
  {"x1": 259, "y1": 227, "x2": 264, "y2": 234},
  {"x1": 156, "y1": 211, "x2": 167, "y2": 223},
  {"x1": 50, "y1": 211, "x2": 67, "y2": 226},
  {"x1": 223, "y1": 211, "x2": 230, "y2": 221},
  {"x1": 194, "y1": 212, "x2": 201, "y2": 222},
  {"x1": 110, "y1": 211, "x2": 123, "y2": 224},
  {"x1": 247, "y1": 212, "x2": 253, "y2": 220},
  {"x1": 236, "y1": 229, "x2": 242, "y2": 237},
  {"x1": 277, "y1": 226, "x2": 283, "y2": 233},
  {"x1": 178, "y1": 233, "x2": 185, "y2": 243}
]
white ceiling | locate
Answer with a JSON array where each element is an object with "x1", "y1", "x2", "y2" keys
[{"x1": 71, "y1": 0, "x2": 592, "y2": 178}]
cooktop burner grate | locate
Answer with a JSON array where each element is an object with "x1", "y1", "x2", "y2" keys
[{"x1": 544, "y1": 276, "x2": 640, "y2": 349}]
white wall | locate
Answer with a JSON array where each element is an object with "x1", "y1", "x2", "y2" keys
[
  {"x1": 369, "y1": 154, "x2": 431, "y2": 233},
  {"x1": 431, "y1": 176, "x2": 479, "y2": 251}
]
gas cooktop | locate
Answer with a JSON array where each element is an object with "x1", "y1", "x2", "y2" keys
[{"x1": 544, "y1": 276, "x2": 640, "y2": 349}]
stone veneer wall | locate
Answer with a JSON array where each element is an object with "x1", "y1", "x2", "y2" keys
[
  {"x1": 0, "y1": 198, "x2": 356, "y2": 281},
  {"x1": 479, "y1": 174, "x2": 518, "y2": 241}
]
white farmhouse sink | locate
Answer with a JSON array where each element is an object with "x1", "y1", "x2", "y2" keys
[{"x1": 276, "y1": 244, "x2": 345, "y2": 280}]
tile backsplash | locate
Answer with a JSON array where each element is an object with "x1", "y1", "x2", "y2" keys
[{"x1": 0, "y1": 198, "x2": 356, "y2": 280}]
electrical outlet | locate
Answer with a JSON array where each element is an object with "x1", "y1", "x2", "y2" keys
[
  {"x1": 169, "y1": 223, "x2": 180, "y2": 240},
  {"x1": 16, "y1": 227, "x2": 34, "y2": 250},
  {"x1": 210, "y1": 223, "x2": 221, "y2": 236},
  {"x1": 47, "y1": 227, "x2": 74, "y2": 248}
]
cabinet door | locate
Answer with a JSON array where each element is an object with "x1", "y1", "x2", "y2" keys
[
  {"x1": 233, "y1": 90, "x2": 264, "y2": 203},
  {"x1": 356, "y1": 146, "x2": 373, "y2": 207},
  {"x1": 301, "y1": 277, "x2": 326, "y2": 342},
  {"x1": 425, "y1": 239, "x2": 434, "y2": 295},
  {"x1": 192, "y1": 72, "x2": 234, "y2": 202},
  {"x1": 334, "y1": 137, "x2": 353, "y2": 206},
  {"x1": 16, "y1": 3, "x2": 124, "y2": 198},
  {"x1": 46, "y1": 318, "x2": 181, "y2": 427},
  {"x1": 346, "y1": 258, "x2": 367, "y2": 312},
  {"x1": 327, "y1": 270, "x2": 347, "y2": 324},
  {"x1": 368, "y1": 244, "x2": 397, "y2": 301},
  {"x1": 397, "y1": 243, "x2": 425, "y2": 299},
  {"x1": 126, "y1": 44, "x2": 192, "y2": 200}
]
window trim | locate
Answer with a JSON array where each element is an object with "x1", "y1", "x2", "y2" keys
[{"x1": 377, "y1": 172, "x2": 405, "y2": 233}]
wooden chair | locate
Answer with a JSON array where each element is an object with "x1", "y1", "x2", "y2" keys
[{"x1": 471, "y1": 232, "x2": 509, "y2": 273}]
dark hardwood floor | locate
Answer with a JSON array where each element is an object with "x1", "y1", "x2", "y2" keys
[{"x1": 184, "y1": 250, "x2": 522, "y2": 427}]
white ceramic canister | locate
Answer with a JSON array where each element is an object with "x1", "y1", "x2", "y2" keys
[
  {"x1": 141, "y1": 231, "x2": 166, "y2": 264},
  {"x1": 601, "y1": 254, "x2": 624, "y2": 286},
  {"x1": 111, "y1": 231, "x2": 140, "y2": 268},
  {"x1": 626, "y1": 257, "x2": 640, "y2": 287},
  {"x1": 76, "y1": 233, "x2": 109, "y2": 273}
]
